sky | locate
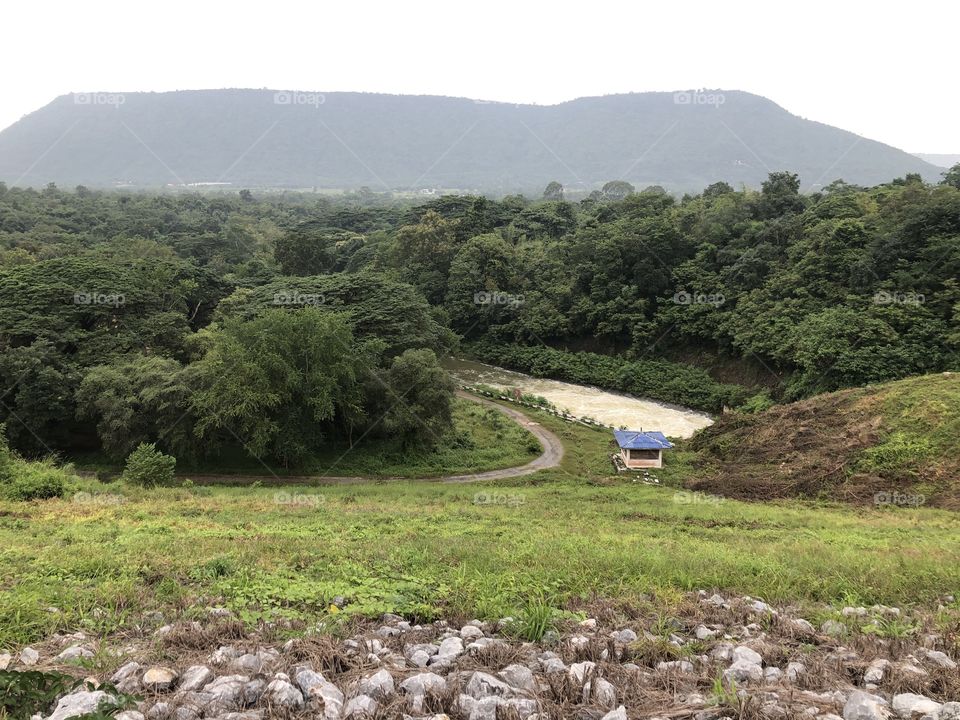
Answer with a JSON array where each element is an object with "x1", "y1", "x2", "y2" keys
[{"x1": 2, "y1": 0, "x2": 957, "y2": 153}]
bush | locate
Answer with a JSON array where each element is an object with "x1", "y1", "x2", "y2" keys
[
  {"x1": 0, "y1": 425, "x2": 67, "y2": 501},
  {"x1": 1, "y1": 461, "x2": 67, "y2": 501},
  {"x1": 123, "y1": 443, "x2": 176, "y2": 488}
]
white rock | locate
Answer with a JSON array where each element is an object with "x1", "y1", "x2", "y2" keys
[
  {"x1": 410, "y1": 650, "x2": 431, "y2": 667},
  {"x1": 602, "y1": 706, "x2": 628, "y2": 720},
  {"x1": 464, "y1": 671, "x2": 515, "y2": 699},
  {"x1": 265, "y1": 678, "x2": 303, "y2": 709},
  {"x1": 343, "y1": 693, "x2": 377, "y2": 718},
  {"x1": 822, "y1": 620, "x2": 847, "y2": 636},
  {"x1": 751, "y1": 600, "x2": 775, "y2": 615},
  {"x1": 460, "y1": 625, "x2": 484, "y2": 641},
  {"x1": 230, "y1": 653, "x2": 262, "y2": 674},
  {"x1": 695, "y1": 625, "x2": 717, "y2": 640},
  {"x1": 921, "y1": 649, "x2": 957, "y2": 669},
  {"x1": 711, "y1": 643, "x2": 734, "y2": 661},
  {"x1": 55, "y1": 645, "x2": 94, "y2": 663},
  {"x1": 579, "y1": 618, "x2": 598, "y2": 629},
  {"x1": 47, "y1": 690, "x2": 112, "y2": 720},
  {"x1": 242, "y1": 678, "x2": 267, "y2": 705},
  {"x1": 584, "y1": 677, "x2": 617, "y2": 708},
  {"x1": 843, "y1": 690, "x2": 891, "y2": 720},
  {"x1": 569, "y1": 661, "x2": 596, "y2": 685},
  {"x1": 19, "y1": 647, "x2": 39, "y2": 666},
  {"x1": 0, "y1": 653, "x2": 10, "y2": 670},
  {"x1": 400, "y1": 671, "x2": 447, "y2": 696},
  {"x1": 542, "y1": 657, "x2": 566, "y2": 673},
  {"x1": 733, "y1": 646, "x2": 763, "y2": 665},
  {"x1": 938, "y1": 703, "x2": 960, "y2": 720},
  {"x1": 435, "y1": 636, "x2": 464, "y2": 661},
  {"x1": 110, "y1": 661, "x2": 142, "y2": 693},
  {"x1": 613, "y1": 628, "x2": 638, "y2": 644},
  {"x1": 202, "y1": 675, "x2": 250, "y2": 712},
  {"x1": 789, "y1": 619, "x2": 817, "y2": 634},
  {"x1": 358, "y1": 668, "x2": 394, "y2": 699},
  {"x1": 115, "y1": 712, "x2": 146, "y2": 720},
  {"x1": 143, "y1": 666, "x2": 178, "y2": 691},
  {"x1": 786, "y1": 662, "x2": 806, "y2": 682},
  {"x1": 891, "y1": 694, "x2": 941, "y2": 720},
  {"x1": 295, "y1": 669, "x2": 343, "y2": 720},
  {"x1": 210, "y1": 645, "x2": 241, "y2": 664},
  {"x1": 765, "y1": 667, "x2": 783, "y2": 682},
  {"x1": 179, "y1": 665, "x2": 214, "y2": 693},
  {"x1": 657, "y1": 660, "x2": 695, "y2": 673},
  {"x1": 864, "y1": 659, "x2": 889, "y2": 685},
  {"x1": 724, "y1": 659, "x2": 763, "y2": 683},
  {"x1": 498, "y1": 664, "x2": 536, "y2": 693}
]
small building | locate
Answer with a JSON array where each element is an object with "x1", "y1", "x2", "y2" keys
[{"x1": 613, "y1": 429, "x2": 673, "y2": 469}]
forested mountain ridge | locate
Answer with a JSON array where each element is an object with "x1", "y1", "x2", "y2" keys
[{"x1": 0, "y1": 89, "x2": 941, "y2": 192}]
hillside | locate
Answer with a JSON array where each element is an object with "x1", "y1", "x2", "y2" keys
[
  {"x1": 0, "y1": 89, "x2": 941, "y2": 192},
  {"x1": 685, "y1": 373, "x2": 960, "y2": 509},
  {"x1": 915, "y1": 153, "x2": 960, "y2": 168}
]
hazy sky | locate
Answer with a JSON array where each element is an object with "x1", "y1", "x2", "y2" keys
[{"x1": 3, "y1": 0, "x2": 957, "y2": 152}]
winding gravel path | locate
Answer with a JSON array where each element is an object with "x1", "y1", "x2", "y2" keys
[{"x1": 169, "y1": 391, "x2": 564, "y2": 486}]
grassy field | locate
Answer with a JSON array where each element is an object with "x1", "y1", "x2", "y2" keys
[{"x1": 1, "y1": 403, "x2": 959, "y2": 650}]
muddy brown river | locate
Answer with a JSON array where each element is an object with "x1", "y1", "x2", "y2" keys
[{"x1": 443, "y1": 357, "x2": 713, "y2": 439}]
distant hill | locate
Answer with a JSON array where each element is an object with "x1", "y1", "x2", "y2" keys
[
  {"x1": 914, "y1": 153, "x2": 960, "y2": 169},
  {"x1": 0, "y1": 89, "x2": 942, "y2": 193},
  {"x1": 685, "y1": 374, "x2": 960, "y2": 509}
]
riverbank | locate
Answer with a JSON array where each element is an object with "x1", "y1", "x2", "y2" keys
[
  {"x1": 463, "y1": 341, "x2": 752, "y2": 413},
  {"x1": 444, "y1": 357, "x2": 715, "y2": 438}
]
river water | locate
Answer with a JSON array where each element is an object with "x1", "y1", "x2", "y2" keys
[{"x1": 443, "y1": 357, "x2": 713, "y2": 439}]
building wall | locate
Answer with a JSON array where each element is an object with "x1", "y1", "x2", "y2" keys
[{"x1": 620, "y1": 448, "x2": 662, "y2": 469}]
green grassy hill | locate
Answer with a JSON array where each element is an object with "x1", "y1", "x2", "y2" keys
[{"x1": 685, "y1": 373, "x2": 960, "y2": 509}]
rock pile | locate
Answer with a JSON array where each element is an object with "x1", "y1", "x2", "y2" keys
[{"x1": 8, "y1": 592, "x2": 958, "y2": 720}]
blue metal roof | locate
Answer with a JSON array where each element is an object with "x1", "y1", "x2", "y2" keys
[{"x1": 613, "y1": 430, "x2": 673, "y2": 450}]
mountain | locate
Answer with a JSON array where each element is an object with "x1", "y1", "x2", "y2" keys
[
  {"x1": 914, "y1": 153, "x2": 960, "y2": 169},
  {"x1": 685, "y1": 373, "x2": 960, "y2": 509},
  {"x1": 0, "y1": 89, "x2": 942, "y2": 193}
]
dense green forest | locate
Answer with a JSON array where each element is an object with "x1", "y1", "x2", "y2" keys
[{"x1": 0, "y1": 166, "x2": 957, "y2": 465}]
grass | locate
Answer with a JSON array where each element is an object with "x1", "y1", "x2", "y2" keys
[{"x1": 0, "y1": 402, "x2": 958, "y2": 650}]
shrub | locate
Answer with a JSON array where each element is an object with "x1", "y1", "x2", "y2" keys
[
  {"x1": 0, "y1": 423, "x2": 16, "y2": 484},
  {"x1": 123, "y1": 443, "x2": 176, "y2": 488},
  {"x1": 1, "y1": 461, "x2": 67, "y2": 501}
]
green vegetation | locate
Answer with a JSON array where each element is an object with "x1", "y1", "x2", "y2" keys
[
  {"x1": 1, "y1": 174, "x2": 958, "y2": 465},
  {"x1": 122, "y1": 443, "x2": 176, "y2": 488},
  {"x1": 0, "y1": 405, "x2": 958, "y2": 650}
]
